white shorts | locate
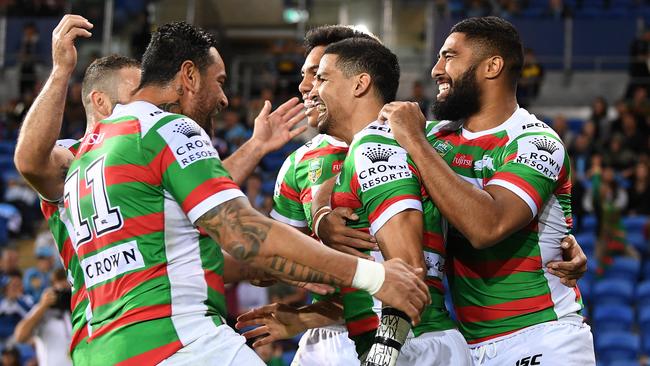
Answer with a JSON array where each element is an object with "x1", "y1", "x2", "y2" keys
[
  {"x1": 469, "y1": 316, "x2": 595, "y2": 366},
  {"x1": 398, "y1": 328, "x2": 472, "y2": 366},
  {"x1": 158, "y1": 324, "x2": 265, "y2": 366},
  {"x1": 291, "y1": 325, "x2": 360, "y2": 366}
]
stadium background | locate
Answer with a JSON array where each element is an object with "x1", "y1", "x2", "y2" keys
[{"x1": 0, "y1": 0, "x2": 648, "y2": 365}]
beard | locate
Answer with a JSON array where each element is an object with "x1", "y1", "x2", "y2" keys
[
  {"x1": 432, "y1": 64, "x2": 481, "y2": 122},
  {"x1": 186, "y1": 87, "x2": 219, "y2": 134}
]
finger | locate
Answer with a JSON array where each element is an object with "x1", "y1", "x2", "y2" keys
[
  {"x1": 252, "y1": 334, "x2": 278, "y2": 348},
  {"x1": 335, "y1": 227, "x2": 376, "y2": 243},
  {"x1": 402, "y1": 303, "x2": 420, "y2": 326},
  {"x1": 257, "y1": 100, "x2": 272, "y2": 120},
  {"x1": 331, "y1": 244, "x2": 375, "y2": 260},
  {"x1": 333, "y1": 236, "x2": 377, "y2": 250},
  {"x1": 60, "y1": 16, "x2": 93, "y2": 36},
  {"x1": 302, "y1": 283, "x2": 336, "y2": 295},
  {"x1": 334, "y1": 207, "x2": 359, "y2": 221},
  {"x1": 281, "y1": 103, "x2": 305, "y2": 122},
  {"x1": 273, "y1": 97, "x2": 301, "y2": 116},
  {"x1": 242, "y1": 325, "x2": 270, "y2": 339},
  {"x1": 288, "y1": 125, "x2": 308, "y2": 139},
  {"x1": 560, "y1": 278, "x2": 578, "y2": 287},
  {"x1": 65, "y1": 28, "x2": 92, "y2": 41},
  {"x1": 286, "y1": 110, "x2": 307, "y2": 129},
  {"x1": 547, "y1": 259, "x2": 585, "y2": 272}
]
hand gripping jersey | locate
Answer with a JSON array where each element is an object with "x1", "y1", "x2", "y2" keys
[
  {"x1": 39, "y1": 139, "x2": 92, "y2": 364},
  {"x1": 426, "y1": 108, "x2": 582, "y2": 345},
  {"x1": 332, "y1": 122, "x2": 456, "y2": 352},
  {"x1": 62, "y1": 101, "x2": 245, "y2": 365}
]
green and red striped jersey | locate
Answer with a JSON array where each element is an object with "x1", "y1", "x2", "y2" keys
[
  {"x1": 426, "y1": 108, "x2": 581, "y2": 345},
  {"x1": 39, "y1": 139, "x2": 93, "y2": 364},
  {"x1": 62, "y1": 101, "x2": 245, "y2": 365},
  {"x1": 271, "y1": 134, "x2": 347, "y2": 229},
  {"x1": 332, "y1": 121, "x2": 456, "y2": 339}
]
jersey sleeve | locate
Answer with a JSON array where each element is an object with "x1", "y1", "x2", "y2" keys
[
  {"x1": 486, "y1": 132, "x2": 568, "y2": 217},
  {"x1": 353, "y1": 136, "x2": 422, "y2": 235},
  {"x1": 143, "y1": 115, "x2": 245, "y2": 224},
  {"x1": 270, "y1": 153, "x2": 308, "y2": 228}
]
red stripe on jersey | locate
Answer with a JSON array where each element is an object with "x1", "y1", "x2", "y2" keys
[
  {"x1": 331, "y1": 192, "x2": 361, "y2": 210},
  {"x1": 455, "y1": 293, "x2": 554, "y2": 323},
  {"x1": 299, "y1": 187, "x2": 313, "y2": 204},
  {"x1": 368, "y1": 194, "x2": 420, "y2": 225},
  {"x1": 77, "y1": 119, "x2": 140, "y2": 156},
  {"x1": 70, "y1": 325, "x2": 88, "y2": 353},
  {"x1": 424, "y1": 232, "x2": 445, "y2": 253},
  {"x1": 77, "y1": 212, "x2": 164, "y2": 257},
  {"x1": 60, "y1": 238, "x2": 74, "y2": 269},
  {"x1": 555, "y1": 170, "x2": 572, "y2": 196},
  {"x1": 425, "y1": 278, "x2": 444, "y2": 293},
  {"x1": 71, "y1": 285, "x2": 87, "y2": 312},
  {"x1": 435, "y1": 132, "x2": 509, "y2": 150},
  {"x1": 90, "y1": 304, "x2": 172, "y2": 340},
  {"x1": 574, "y1": 286, "x2": 582, "y2": 302},
  {"x1": 115, "y1": 340, "x2": 183, "y2": 366},
  {"x1": 204, "y1": 269, "x2": 225, "y2": 295},
  {"x1": 149, "y1": 146, "x2": 177, "y2": 183},
  {"x1": 350, "y1": 173, "x2": 361, "y2": 194},
  {"x1": 105, "y1": 164, "x2": 159, "y2": 187},
  {"x1": 300, "y1": 145, "x2": 349, "y2": 163},
  {"x1": 504, "y1": 152, "x2": 518, "y2": 163},
  {"x1": 181, "y1": 177, "x2": 240, "y2": 215},
  {"x1": 89, "y1": 264, "x2": 167, "y2": 308},
  {"x1": 280, "y1": 182, "x2": 302, "y2": 203},
  {"x1": 40, "y1": 201, "x2": 58, "y2": 220},
  {"x1": 452, "y1": 255, "x2": 542, "y2": 279},
  {"x1": 489, "y1": 171, "x2": 543, "y2": 210},
  {"x1": 466, "y1": 328, "x2": 520, "y2": 344},
  {"x1": 346, "y1": 315, "x2": 380, "y2": 337}
]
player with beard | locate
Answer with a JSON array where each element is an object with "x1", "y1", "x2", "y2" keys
[
  {"x1": 59, "y1": 21, "x2": 430, "y2": 365},
  {"x1": 378, "y1": 16, "x2": 595, "y2": 365}
]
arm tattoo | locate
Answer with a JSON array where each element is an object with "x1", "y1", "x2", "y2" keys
[{"x1": 197, "y1": 198, "x2": 346, "y2": 287}]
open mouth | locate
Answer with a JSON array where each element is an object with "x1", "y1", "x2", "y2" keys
[{"x1": 437, "y1": 81, "x2": 451, "y2": 100}]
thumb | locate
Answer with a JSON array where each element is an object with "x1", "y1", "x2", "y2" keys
[
  {"x1": 339, "y1": 207, "x2": 359, "y2": 221},
  {"x1": 258, "y1": 100, "x2": 272, "y2": 120}
]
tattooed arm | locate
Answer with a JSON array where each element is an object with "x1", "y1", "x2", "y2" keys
[
  {"x1": 14, "y1": 15, "x2": 91, "y2": 200},
  {"x1": 197, "y1": 197, "x2": 432, "y2": 323}
]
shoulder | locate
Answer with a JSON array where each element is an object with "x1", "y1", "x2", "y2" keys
[
  {"x1": 505, "y1": 108, "x2": 562, "y2": 143},
  {"x1": 108, "y1": 101, "x2": 185, "y2": 138}
]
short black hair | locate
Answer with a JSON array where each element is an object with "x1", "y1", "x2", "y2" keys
[
  {"x1": 138, "y1": 22, "x2": 218, "y2": 88},
  {"x1": 304, "y1": 25, "x2": 380, "y2": 55},
  {"x1": 81, "y1": 54, "x2": 140, "y2": 109},
  {"x1": 450, "y1": 16, "x2": 523, "y2": 85},
  {"x1": 323, "y1": 38, "x2": 400, "y2": 104}
]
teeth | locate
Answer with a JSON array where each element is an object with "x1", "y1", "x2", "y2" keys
[
  {"x1": 438, "y1": 83, "x2": 450, "y2": 92},
  {"x1": 317, "y1": 104, "x2": 327, "y2": 112}
]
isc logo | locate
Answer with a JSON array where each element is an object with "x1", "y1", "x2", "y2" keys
[{"x1": 515, "y1": 354, "x2": 542, "y2": 366}]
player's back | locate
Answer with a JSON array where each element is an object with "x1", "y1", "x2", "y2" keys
[{"x1": 63, "y1": 101, "x2": 239, "y2": 365}]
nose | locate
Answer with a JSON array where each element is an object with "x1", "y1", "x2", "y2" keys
[
  {"x1": 431, "y1": 57, "x2": 445, "y2": 80},
  {"x1": 299, "y1": 74, "x2": 313, "y2": 96},
  {"x1": 307, "y1": 82, "x2": 319, "y2": 101},
  {"x1": 219, "y1": 93, "x2": 229, "y2": 110}
]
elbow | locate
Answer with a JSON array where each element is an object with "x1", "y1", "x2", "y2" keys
[
  {"x1": 466, "y1": 224, "x2": 509, "y2": 249},
  {"x1": 13, "y1": 153, "x2": 39, "y2": 178},
  {"x1": 13, "y1": 325, "x2": 29, "y2": 343}
]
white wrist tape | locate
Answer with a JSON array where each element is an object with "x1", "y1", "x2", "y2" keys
[
  {"x1": 312, "y1": 206, "x2": 332, "y2": 239},
  {"x1": 352, "y1": 258, "x2": 385, "y2": 295}
]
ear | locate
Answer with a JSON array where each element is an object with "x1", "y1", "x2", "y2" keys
[
  {"x1": 90, "y1": 90, "x2": 112, "y2": 118},
  {"x1": 483, "y1": 55, "x2": 505, "y2": 80},
  {"x1": 180, "y1": 60, "x2": 200, "y2": 94},
  {"x1": 353, "y1": 73, "x2": 372, "y2": 98}
]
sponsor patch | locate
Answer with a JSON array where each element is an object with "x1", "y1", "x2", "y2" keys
[
  {"x1": 332, "y1": 160, "x2": 343, "y2": 173},
  {"x1": 307, "y1": 158, "x2": 323, "y2": 184},
  {"x1": 452, "y1": 153, "x2": 473, "y2": 169},
  {"x1": 355, "y1": 143, "x2": 412, "y2": 192},
  {"x1": 157, "y1": 118, "x2": 219, "y2": 169},
  {"x1": 81, "y1": 241, "x2": 145, "y2": 288},
  {"x1": 432, "y1": 140, "x2": 453, "y2": 157},
  {"x1": 514, "y1": 135, "x2": 564, "y2": 180},
  {"x1": 474, "y1": 156, "x2": 495, "y2": 171},
  {"x1": 424, "y1": 251, "x2": 445, "y2": 278}
]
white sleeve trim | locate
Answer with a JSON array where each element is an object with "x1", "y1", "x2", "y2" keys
[
  {"x1": 270, "y1": 209, "x2": 308, "y2": 228},
  {"x1": 370, "y1": 199, "x2": 422, "y2": 235},
  {"x1": 187, "y1": 188, "x2": 246, "y2": 223},
  {"x1": 486, "y1": 179, "x2": 537, "y2": 217}
]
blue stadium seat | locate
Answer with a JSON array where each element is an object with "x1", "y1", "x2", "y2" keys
[
  {"x1": 593, "y1": 304, "x2": 634, "y2": 332},
  {"x1": 0, "y1": 217, "x2": 7, "y2": 247},
  {"x1": 282, "y1": 349, "x2": 297, "y2": 365},
  {"x1": 0, "y1": 156, "x2": 14, "y2": 173},
  {"x1": 14, "y1": 343, "x2": 35, "y2": 365},
  {"x1": 578, "y1": 278, "x2": 592, "y2": 303},
  {"x1": 610, "y1": 360, "x2": 641, "y2": 366},
  {"x1": 642, "y1": 333, "x2": 650, "y2": 356},
  {"x1": 0, "y1": 141, "x2": 15, "y2": 155},
  {"x1": 574, "y1": 232, "x2": 596, "y2": 253},
  {"x1": 593, "y1": 278, "x2": 634, "y2": 305},
  {"x1": 638, "y1": 305, "x2": 650, "y2": 331},
  {"x1": 627, "y1": 232, "x2": 648, "y2": 253},
  {"x1": 605, "y1": 257, "x2": 641, "y2": 282},
  {"x1": 623, "y1": 216, "x2": 649, "y2": 234},
  {"x1": 582, "y1": 215, "x2": 598, "y2": 233},
  {"x1": 595, "y1": 331, "x2": 640, "y2": 364},
  {"x1": 637, "y1": 280, "x2": 650, "y2": 307}
]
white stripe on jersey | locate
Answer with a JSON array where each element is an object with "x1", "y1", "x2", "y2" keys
[
  {"x1": 369, "y1": 199, "x2": 422, "y2": 235},
  {"x1": 187, "y1": 189, "x2": 246, "y2": 224},
  {"x1": 270, "y1": 209, "x2": 308, "y2": 227},
  {"x1": 486, "y1": 179, "x2": 537, "y2": 217}
]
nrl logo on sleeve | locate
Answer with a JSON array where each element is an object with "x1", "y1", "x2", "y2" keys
[
  {"x1": 356, "y1": 143, "x2": 412, "y2": 192},
  {"x1": 157, "y1": 118, "x2": 219, "y2": 169},
  {"x1": 307, "y1": 158, "x2": 324, "y2": 184},
  {"x1": 431, "y1": 140, "x2": 453, "y2": 157}
]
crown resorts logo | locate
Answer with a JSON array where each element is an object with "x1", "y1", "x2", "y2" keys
[
  {"x1": 531, "y1": 136, "x2": 558, "y2": 154},
  {"x1": 361, "y1": 144, "x2": 397, "y2": 163},
  {"x1": 173, "y1": 120, "x2": 202, "y2": 138}
]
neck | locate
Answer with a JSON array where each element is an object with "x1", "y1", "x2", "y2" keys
[
  {"x1": 336, "y1": 99, "x2": 384, "y2": 144},
  {"x1": 463, "y1": 87, "x2": 518, "y2": 132},
  {"x1": 131, "y1": 84, "x2": 182, "y2": 113}
]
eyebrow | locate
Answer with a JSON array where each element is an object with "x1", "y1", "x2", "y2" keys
[{"x1": 440, "y1": 49, "x2": 456, "y2": 57}]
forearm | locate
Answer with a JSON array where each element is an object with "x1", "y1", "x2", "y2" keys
[
  {"x1": 223, "y1": 249, "x2": 268, "y2": 283},
  {"x1": 297, "y1": 299, "x2": 344, "y2": 329},
  {"x1": 14, "y1": 304, "x2": 47, "y2": 342},
  {"x1": 310, "y1": 176, "x2": 336, "y2": 216},
  {"x1": 404, "y1": 137, "x2": 513, "y2": 247},
  {"x1": 222, "y1": 139, "x2": 265, "y2": 185},
  {"x1": 14, "y1": 68, "x2": 72, "y2": 200},
  {"x1": 198, "y1": 198, "x2": 359, "y2": 288},
  {"x1": 375, "y1": 210, "x2": 426, "y2": 276}
]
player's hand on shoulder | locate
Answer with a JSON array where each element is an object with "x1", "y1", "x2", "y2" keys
[
  {"x1": 376, "y1": 258, "x2": 431, "y2": 325},
  {"x1": 52, "y1": 14, "x2": 93, "y2": 75},
  {"x1": 252, "y1": 98, "x2": 307, "y2": 155},
  {"x1": 378, "y1": 102, "x2": 427, "y2": 149},
  {"x1": 317, "y1": 207, "x2": 378, "y2": 261}
]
